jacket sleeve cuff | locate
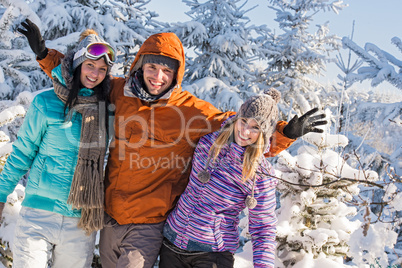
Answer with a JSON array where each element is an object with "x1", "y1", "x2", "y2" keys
[
  {"x1": 37, "y1": 49, "x2": 65, "y2": 78},
  {"x1": 265, "y1": 121, "x2": 296, "y2": 158}
]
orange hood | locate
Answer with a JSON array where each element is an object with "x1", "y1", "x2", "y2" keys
[{"x1": 129, "y1": 32, "x2": 185, "y2": 87}]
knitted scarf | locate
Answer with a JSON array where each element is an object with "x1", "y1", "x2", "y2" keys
[{"x1": 53, "y1": 53, "x2": 107, "y2": 234}]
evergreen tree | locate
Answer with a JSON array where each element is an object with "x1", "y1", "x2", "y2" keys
[
  {"x1": 0, "y1": 1, "x2": 165, "y2": 265},
  {"x1": 171, "y1": 0, "x2": 271, "y2": 111},
  {"x1": 274, "y1": 129, "x2": 380, "y2": 267},
  {"x1": 332, "y1": 21, "x2": 362, "y2": 135},
  {"x1": 333, "y1": 28, "x2": 402, "y2": 261},
  {"x1": 0, "y1": 0, "x2": 52, "y2": 100},
  {"x1": 0, "y1": 0, "x2": 164, "y2": 100},
  {"x1": 30, "y1": 0, "x2": 163, "y2": 68},
  {"x1": 262, "y1": 0, "x2": 345, "y2": 117},
  {"x1": 342, "y1": 36, "x2": 402, "y2": 90}
]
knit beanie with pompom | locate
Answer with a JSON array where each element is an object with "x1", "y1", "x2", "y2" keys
[{"x1": 237, "y1": 88, "x2": 281, "y2": 146}]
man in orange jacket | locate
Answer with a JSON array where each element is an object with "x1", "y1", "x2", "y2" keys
[{"x1": 20, "y1": 19, "x2": 326, "y2": 268}]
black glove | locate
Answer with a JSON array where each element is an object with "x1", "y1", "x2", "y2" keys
[
  {"x1": 17, "y1": 19, "x2": 48, "y2": 59},
  {"x1": 283, "y1": 108, "x2": 327, "y2": 139}
]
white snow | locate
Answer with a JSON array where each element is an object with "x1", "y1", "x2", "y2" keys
[{"x1": 0, "y1": 0, "x2": 401, "y2": 267}]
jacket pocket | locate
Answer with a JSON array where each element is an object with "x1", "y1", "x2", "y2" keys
[
  {"x1": 35, "y1": 156, "x2": 70, "y2": 201},
  {"x1": 213, "y1": 217, "x2": 225, "y2": 251},
  {"x1": 25, "y1": 156, "x2": 47, "y2": 196}
]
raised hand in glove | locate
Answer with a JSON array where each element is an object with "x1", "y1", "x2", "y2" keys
[
  {"x1": 17, "y1": 19, "x2": 48, "y2": 59},
  {"x1": 283, "y1": 108, "x2": 327, "y2": 139}
]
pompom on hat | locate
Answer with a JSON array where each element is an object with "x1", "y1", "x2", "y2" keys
[{"x1": 72, "y1": 30, "x2": 115, "y2": 71}]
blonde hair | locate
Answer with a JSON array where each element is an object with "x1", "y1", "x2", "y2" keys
[
  {"x1": 79, "y1": 29, "x2": 99, "y2": 42},
  {"x1": 209, "y1": 119, "x2": 265, "y2": 182}
]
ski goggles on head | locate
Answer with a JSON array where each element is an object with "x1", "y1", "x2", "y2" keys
[{"x1": 74, "y1": 42, "x2": 116, "y2": 66}]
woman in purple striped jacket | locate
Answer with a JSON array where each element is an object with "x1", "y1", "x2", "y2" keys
[
  {"x1": 159, "y1": 88, "x2": 284, "y2": 268},
  {"x1": 160, "y1": 88, "x2": 327, "y2": 267}
]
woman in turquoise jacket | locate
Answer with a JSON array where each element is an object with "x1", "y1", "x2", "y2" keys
[{"x1": 0, "y1": 20, "x2": 115, "y2": 267}]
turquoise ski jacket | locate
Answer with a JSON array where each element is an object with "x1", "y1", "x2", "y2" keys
[{"x1": 0, "y1": 66, "x2": 94, "y2": 217}]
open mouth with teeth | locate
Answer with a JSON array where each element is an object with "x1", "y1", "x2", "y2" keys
[
  {"x1": 87, "y1": 77, "x2": 97, "y2": 83},
  {"x1": 149, "y1": 80, "x2": 163, "y2": 88},
  {"x1": 238, "y1": 132, "x2": 250, "y2": 141}
]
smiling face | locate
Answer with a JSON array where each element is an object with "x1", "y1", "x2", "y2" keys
[
  {"x1": 234, "y1": 118, "x2": 261, "y2": 147},
  {"x1": 79, "y1": 58, "x2": 108, "y2": 89},
  {"x1": 142, "y1": 63, "x2": 175, "y2": 95}
]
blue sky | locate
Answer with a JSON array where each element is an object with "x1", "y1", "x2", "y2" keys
[
  {"x1": 148, "y1": 0, "x2": 402, "y2": 94},
  {"x1": 148, "y1": 0, "x2": 400, "y2": 52}
]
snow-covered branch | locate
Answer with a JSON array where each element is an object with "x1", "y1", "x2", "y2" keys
[
  {"x1": 0, "y1": 106, "x2": 25, "y2": 128},
  {"x1": 342, "y1": 36, "x2": 402, "y2": 89}
]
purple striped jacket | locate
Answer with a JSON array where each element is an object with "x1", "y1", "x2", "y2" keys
[{"x1": 165, "y1": 129, "x2": 278, "y2": 267}]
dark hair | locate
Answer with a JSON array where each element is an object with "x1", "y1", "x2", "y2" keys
[{"x1": 63, "y1": 64, "x2": 111, "y2": 133}]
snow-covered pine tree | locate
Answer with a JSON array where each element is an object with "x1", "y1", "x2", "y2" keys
[
  {"x1": 262, "y1": 0, "x2": 345, "y2": 117},
  {"x1": 30, "y1": 0, "x2": 163, "y2": 70},
  {"x1": 0, "y1": 0, "x2": 164, "y2": 101},
  {"x1": 274, "y1": 128, "x2": 380, "y2": 267},
  {"x1": 0, "y1": 0, "x2": 52, "y2": 100},
  {"x1": 171, "y1": 0, "x2": 271, "y2": 111},
  {"x1": 342, "y1": 36, "x2": 402, "y2": 90},
  {"x1": 335, "y1": 34, "x2": 402, "y2": 264},
  {"x1": 341, "y1": 99, "x2": 402, "y2": 263},
  {"x1": 332, "y1": 21, "x2": 363, "y2": 135},
  {"x1": 1, "y1": 1, "x2": 166, "y2": 266}
]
